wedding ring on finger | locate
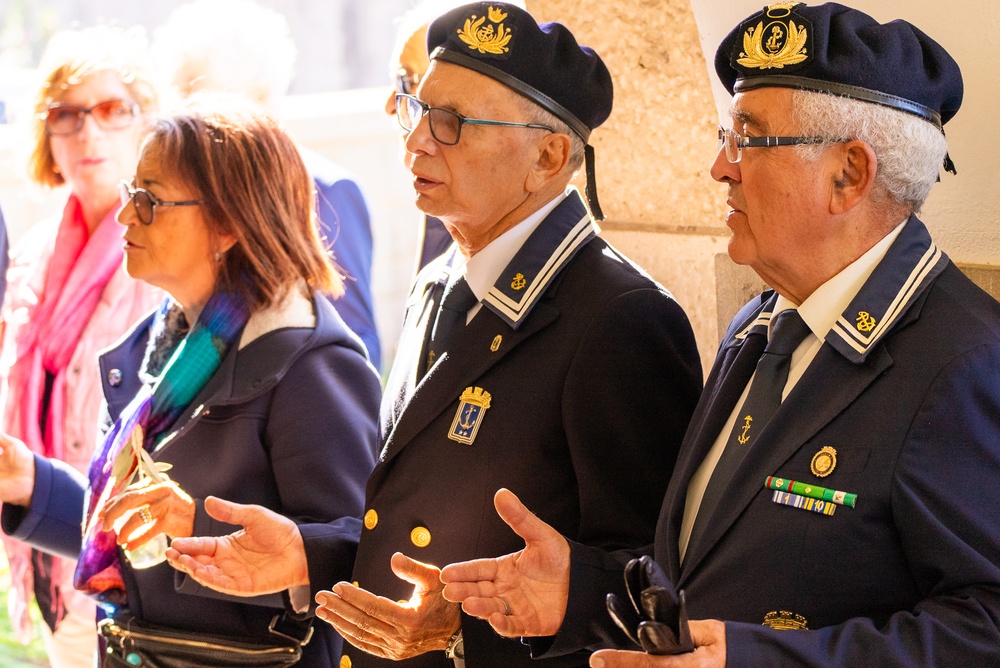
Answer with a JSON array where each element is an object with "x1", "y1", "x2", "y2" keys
[
  {"x1": 140, "y1": 506, "x2": 153, "y2": 525},
  {"x1": 498, "y1": 596, "x2": 512, "y2": 616}
]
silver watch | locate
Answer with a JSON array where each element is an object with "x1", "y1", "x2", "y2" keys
[{"x1": 444, "y1": 630, "x2": 464, "y2": 659}]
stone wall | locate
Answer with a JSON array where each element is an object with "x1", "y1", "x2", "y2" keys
[{"x1": 527, "y1": 0, "x2": 730, "y2": 376}]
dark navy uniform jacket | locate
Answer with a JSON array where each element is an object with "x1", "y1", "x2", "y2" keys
[
  {"x1": 334, "y1": 190, "x2": 703, "y2": 667},
  {"x1": 551, "y1": 216, "x2": 1000, "y2": 666}
]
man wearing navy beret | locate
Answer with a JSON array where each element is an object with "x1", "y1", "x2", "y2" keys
[
  {"x1": 165, "y1": 3, "x2": 703, "y2": 667},
  {"x1": 440, "y1": 2, "x2": 1000, "y2": 666}
]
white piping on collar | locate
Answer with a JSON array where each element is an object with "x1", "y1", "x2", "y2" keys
[
  {"x1": 482, "y1": 213, "x2": 596, "y2": 326},
  {"x1": 830, "y1": 243, "x2": 942, "y2": 355}
]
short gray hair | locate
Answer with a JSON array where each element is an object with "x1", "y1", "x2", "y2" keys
[{"x1": 790, "y1": 89, "x2": 948, "y2": 213}]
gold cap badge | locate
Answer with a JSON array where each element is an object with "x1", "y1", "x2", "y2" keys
[
  {"x1": 737, "y1": 3, "x2": 809, "y2": 71},
  {"x1": 457, "y1": 6, "x2": 512, "y2": 55},
  {"x1": 810, "y1": 446, "x2": 837, "y2": 478}
]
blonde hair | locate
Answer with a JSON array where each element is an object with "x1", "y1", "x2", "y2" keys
[
  {"x1": 144, "y1": 103, "x2": 341, "y2": 311},
  {"x1": 29, "y1": 25, "x2": 158, "y2": 188}
]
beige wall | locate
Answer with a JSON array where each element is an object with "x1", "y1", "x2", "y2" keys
[{"x1": 528, "y1": 0, "x2": 731, "y2": 375}]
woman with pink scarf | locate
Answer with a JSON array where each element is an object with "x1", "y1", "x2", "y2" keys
[{"x1": 0, "y1": 27, "x2": 160, "y2": 668}]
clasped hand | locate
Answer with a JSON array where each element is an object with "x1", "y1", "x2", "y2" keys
[
  {"x1": 316, "y1": 552, "x2": 461, "y2": 660},
  {"x1": 100, "y1": 477, "x2": 195, "y2": 551}
]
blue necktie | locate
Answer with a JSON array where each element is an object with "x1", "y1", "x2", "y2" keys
[{"x1": 688, "y1": 309, "x2": 811, "y2": 547}]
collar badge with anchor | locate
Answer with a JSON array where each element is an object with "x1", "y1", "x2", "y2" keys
[{"x1": 856, "y1": 311, "x2": 876, "y2": 332}]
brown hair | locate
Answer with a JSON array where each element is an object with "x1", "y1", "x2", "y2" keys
[
  {"x1": 144, "y1": 103, "x2": 342, "y2": 311},
  {"x1": 29, "y1": 26, "x2": 159, "y2": 188}
]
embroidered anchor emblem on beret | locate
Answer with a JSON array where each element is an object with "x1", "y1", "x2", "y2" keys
[
  {"x1": 738, "y1": 2, "x2": 809, "y2": 70},
  {"x1": 458, "y1": 6, "x2": 512, "y2": 55}
]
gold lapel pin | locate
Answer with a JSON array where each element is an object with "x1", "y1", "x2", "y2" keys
[{"x1": 810, "y1": 446, "x2": 837, "y2": 477}]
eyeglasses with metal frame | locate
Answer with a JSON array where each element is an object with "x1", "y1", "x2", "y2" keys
[
  {"x1": 119, "y1": 181, "x2": 203, "y2": 226},
  {"x1": 395, "y1": 93, "x2": 555, "y2": 146},
  {"x1": 394, "y1": 70, "x2": 420, "y2": 96},
  {"x1": 43, "y1": 99, "x2": 139, "y2": 136},
  {"x1": 718, "y1": 126, "x2": 828, "y2": 164}
]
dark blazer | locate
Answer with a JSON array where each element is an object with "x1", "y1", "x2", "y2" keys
[
  {"x1": 552, "y1": 216, "x2": 1000, "y2": 665},
  {"x1": 3, "y1": 293, "x2": 381, "y2": 668},
  {"x1": 341, "y1": 190, "x2": 703, "y2": 667}
]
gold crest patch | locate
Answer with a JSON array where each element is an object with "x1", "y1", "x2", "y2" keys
[
  {"x1": 810, "y1": 446, "x2": 838, "y2": 478},
  {"x1": 449, "y1": 387, "x2": 493, "y2": 444},
  {"x1": 737, "y1": 3, "x2": 809, "y2": 70},
  {"x1": 457, "y1": 6, "x2": 513, "y2": 55},
  {"x1": 763, "y1": 610, "x2": 809, "y2": 630}
]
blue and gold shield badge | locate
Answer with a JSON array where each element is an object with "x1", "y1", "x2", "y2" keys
[{"x1": 449, "y1": 387, "x2": 492, "y2": 444}]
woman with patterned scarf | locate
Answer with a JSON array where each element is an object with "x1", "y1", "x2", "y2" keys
[
  {"x1": 0, "y1": 105, "x2": 381, "y2": 667},
  {"x1": 0, "y1": 27, "x2": 161, "y2": 668}
]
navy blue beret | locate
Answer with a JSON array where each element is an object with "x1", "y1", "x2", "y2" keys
[
  {"x1": 426, "y1": 2, "x2": 613, "y2": 142},
  {"x1": 715, "y1": 2, "x2": 963, "y2": 129}
]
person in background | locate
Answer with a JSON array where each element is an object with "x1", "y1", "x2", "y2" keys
[
  {"x1": 154, "y1": 0, "x2": 382, "y2": 370},
  {"x1": 166, "y1": 3, "x2": 703, "y2": 666},
  {"x1": 0, "y1": 27, "x2": 162, "y2": 668},
  {"x1": 1, "y1": 104, "x2": 381, "y2": 667},
  {"x1": 439, "y1": 3, "x2": 1000, "y2": 666}
]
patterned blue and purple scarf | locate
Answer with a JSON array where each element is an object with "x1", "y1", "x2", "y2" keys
[{"x1": 74, "y1": 291, "x2": 250, "y2": 606}]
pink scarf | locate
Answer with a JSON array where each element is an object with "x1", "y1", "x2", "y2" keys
[
  {"x1": 2, "y1": 196, "x2": 126, "y2": 641},
  {"x1": 5, "y1": 195, "x2": 125, "y2": 460}
]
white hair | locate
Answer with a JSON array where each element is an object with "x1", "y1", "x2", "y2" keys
[
  {"x1": 790, "y1": 89, "x2": 948, "y2": 213},
  {"x1": 153, "y1": 0, "x2": 296, "y2": 109}
]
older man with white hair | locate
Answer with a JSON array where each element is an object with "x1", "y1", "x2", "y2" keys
[{"x1": 440, "y1": 3, "x2": 1000, "y2": 666}]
